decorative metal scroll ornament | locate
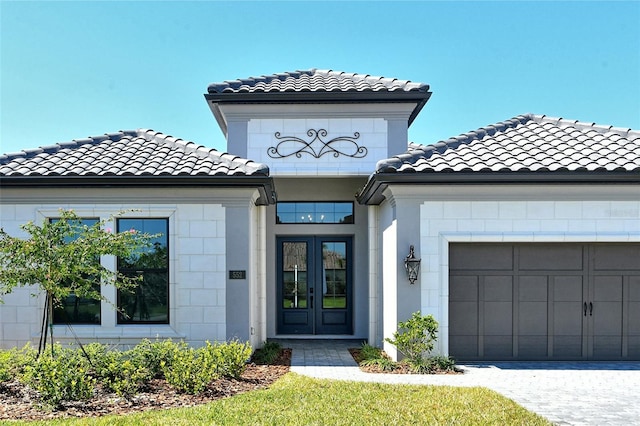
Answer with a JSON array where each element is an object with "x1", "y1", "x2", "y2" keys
[{"x1": 268, "y1": 129, "x2": 368, "y2": 159}]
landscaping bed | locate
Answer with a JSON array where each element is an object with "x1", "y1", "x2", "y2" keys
[{"x1": 0, "y1": 346, "x2": 290, "y2": 421}]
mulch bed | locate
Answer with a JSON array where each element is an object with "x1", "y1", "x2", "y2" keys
[
  {"x1": 0, "y1": 349, "x2": 291, "y2": 421},
  {"x1": 348, "y1": 348, "x2": 462, "y2": 375}
]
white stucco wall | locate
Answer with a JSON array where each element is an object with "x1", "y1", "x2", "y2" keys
[
  {"x1": 416, "y1": 187, "x2": 640, "y2": 356},
  {"x1": 0, "y1": 199, "x2": 228, "y2": 349},
  {"x1": 247, "y1": 118, "x2": 387, "y2": 176}
]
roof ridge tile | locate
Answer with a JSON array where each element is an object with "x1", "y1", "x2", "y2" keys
[{"x1": 207, "y1": 68, "x2": 430, "y2": 94}]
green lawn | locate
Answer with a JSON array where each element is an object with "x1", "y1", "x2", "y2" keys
[{"x1": 9, "y1": 373, "x2": 551, "y2": 425}]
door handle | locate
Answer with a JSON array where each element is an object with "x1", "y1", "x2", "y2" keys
[
  {"x1": 310, "y1": 295, "x2": 313, "y2": 309},
  {"x1": 584, "y1": 302, "x2": 587, "y2": 317},
  {"x1": 589, "y1": 302, "x2": 593, "y2": 316}
]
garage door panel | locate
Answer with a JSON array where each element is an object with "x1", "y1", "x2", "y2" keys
[
  {"x1": 519, "y1": 276, "x2": 548, "y2": 301},
  {"x1": 519, "y1": 244, "x2": 584, "y2": 271},
  {"x1": 593, "y1": 245, "x2": 640, "y2": 271},
  {"x1": 484, "y1": 276, "x2": 513, "y2": 301},
  {"x1": 484, "y1": 301, "x2": 512, "y2": 335},
  {"x1": 450, "y1": 244, "x2": 513, "y2": 270},
  {"x1": 629, "y1": 302, "x2": 640, "y2": 333},
  {"x1": 483, "y1": 336, "x2": 512, "y2": 358},
  {"x1": 553, "y1": 301, "x2": 583, "y2": 335},
  {"x1": 449, "y1": 302, "x2": 477, "y2": 335},
  {"x1": 449, "y1": 275, "x2": 478, "y2": 301},
  {"x1": 553, "y1": 336, "x2": 583, "y2": 358},
  {"x1": 519, "y1": 302, "x2": 547, "y2": 334},
  {"x1": 592, "y1": 336, "x2": 622, "y2": 359},
  {"x1": 629, "y1": 276, "x2": 640, "y2": 300},
  {"x1": 519, "y1": 336, "x2": 548, "y2": 358},
  {"x1": 593, "y1": 276, "x2": 623, "y2": 302},
  {"x1": 553, "y1": 276, "x2": 584, "y2": 301},
  {"x1": 628, "y1": 336, "x2": 640, "y2": 358},
  {"x1": 449, "y1": 336, "x2": 478, "y2": 359},
  {"x1": 592, "y1": 301, "x2": 622, "y2": 335}
]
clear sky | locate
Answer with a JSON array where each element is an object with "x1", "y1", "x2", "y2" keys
[{"x1": 1, "y1": 1, "x2": 639, "y2": 156}]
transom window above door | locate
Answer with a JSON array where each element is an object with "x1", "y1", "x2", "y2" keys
[{"x1": 276, "y1": 202, "x2": 354, "y2": 224}]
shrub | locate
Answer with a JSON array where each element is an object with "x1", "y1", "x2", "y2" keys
[
  {"x1": 0, "y1": 351, "x2": 13, "y2": 382},
  {"x1": 21, "y1": 344, "x2": 95, "y2": 408},
  {"x1": 0, "y1": 344, "x2": 36, "y2": 382},
  {"x1": 162, "y1": 346, "x2": 216, "y2": 394},
  {"x1": 83, "y1": 342, "x2": 160, "y2": 398},
  {"x1": 385, "y1": 311, "x2": 439, "y2": 364},
  {"x1": 429, "y1": 355, "x2": 457, "y2": 372},
  {"x1": 360, "y1": 357, "x2": 399, "y2": 372},
  {"x1": 356, "y1": 343, "x2": 399, "y2": 371},
  {"x1": 129, "y1": 338, "x2": 186, "y2": 379},
  {"x1": 104, "y1": 357, "x2": 149, "y2": 398},
  {"x1": 359, "y1": 342, "x2": 384, "y2": 361},
  {"x1": 207, "y1": 340, "x2": 252, "y2": 379},
  {"x1": 252, "y1": 341, "x2": 282, "y2": 365}
]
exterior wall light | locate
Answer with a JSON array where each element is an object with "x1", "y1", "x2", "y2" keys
[{"x1": 404, "y1": 245, "x2": 421, "y2": 284}]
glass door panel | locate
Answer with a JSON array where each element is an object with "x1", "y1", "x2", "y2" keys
[
  {"x1": 322, "y1": 242, "x2": 347, "y2": 309},
  {"x1": 282, "y1": 242, "x2": 307, "y2": 309}
]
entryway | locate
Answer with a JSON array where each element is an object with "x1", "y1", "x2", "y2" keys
[{"x1": 276, "y1": 236, "x2": 353, "y2": 335}]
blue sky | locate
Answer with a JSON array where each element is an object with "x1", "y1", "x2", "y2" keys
[{"x1": 2, "y1": 1, "x2": 639, "y2": 155}]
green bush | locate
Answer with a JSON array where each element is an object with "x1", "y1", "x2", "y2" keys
[
  {"x1": 429, "y1": 355, "x2": 457, "y2": 371},
  {"x1": 252, "y1": 341, "x2": 281, "y2": 365},
  {"x1": 21, "y1": 344, "x2": 95, "y2": 408},
  {"x1": 0, "y1": 344, "x2": 36, "y2": 382},
  {"x1": 358, "y1": 342, "x2": 384, "y2": 361},
  {"x1": 360, "y1": 357, "x2": 399, "y2": 372},
  {"x1": 356, "y1": 343, "x2": 399, "y2": 371},
  {"x1": 105, "y1": 357, "x2": 149, "y2": 398},
  {"x1": 0, "y1": 351, "x2": 13, "y2": 382},
  {"x1": 87, "y1": 346, "x2": 149, "y2": 398},
  {"x1": 208, "y1": 340, "x2": 252, "y2": 379},
  {"x1": 162, "y1": 346, "x2": 216, "y2": 394},
  {"x1": 385, "y1": 311, "x2": 439, "y2": 364},
  {"x1": 129, "y1": 338, "x2": 186, "y2": 379}
]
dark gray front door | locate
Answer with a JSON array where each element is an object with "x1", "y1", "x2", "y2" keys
[
  {"x1": 449, "y1": 243, "x2": 640, "y2": 361},
  {"x1": 276, "y1": 236, "x2": 353, "y2": 335}
]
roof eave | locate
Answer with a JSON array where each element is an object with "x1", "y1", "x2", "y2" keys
[
  {"x1": 0, "y1": 175, "x2": 277, "y2": 205},
  {"x1": 204, "y1": 90, "x2": 432, "y2": 126},
  {"x1": 356, "y1": 171, "x2": 640, "y2": 205}
]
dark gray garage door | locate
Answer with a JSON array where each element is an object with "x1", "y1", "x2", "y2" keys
[{"x1": 449, "y1": 243, "x2": 640, "y2": 361}]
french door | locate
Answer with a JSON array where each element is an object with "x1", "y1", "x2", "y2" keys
[{"x1": 276, "y1": 236, "x2": 353, "y2": 335}]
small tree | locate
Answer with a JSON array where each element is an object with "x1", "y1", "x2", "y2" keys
[
  {"x1": 0, "y1": 209, "x2": 156, "y2": 355},
  {"x1": 385, "y1": 311, "x2": 439, "y2": 364}
]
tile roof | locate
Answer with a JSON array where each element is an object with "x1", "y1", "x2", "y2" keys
[
  {"x1": 376, "y1": 114, "x2": 640, "y2": 173},
  {"x1": 207, "y1": 69, "x2": 429, "y2": 94},
  {"x1": 0, "y1": 130, "x2": 269, "y2": 177}
]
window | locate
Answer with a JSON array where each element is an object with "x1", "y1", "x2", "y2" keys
[
  {"x1": 276, "y1": 202, "x2": 354, "y2": 224},
  {"x1": 51, "y1": 218, "x2": 101, "y2": 325},
  {"x1": 117, "y1": 219, "x2": 169, "y2": 324}
]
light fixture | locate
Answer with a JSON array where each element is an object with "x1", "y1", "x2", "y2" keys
[{"x1": 404, "y1": 245, "x2": 421, "y2": 284}]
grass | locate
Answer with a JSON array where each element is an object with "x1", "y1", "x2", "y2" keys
[{"x1": 9, "y1": 373, "x2": 551, "y2": 425}]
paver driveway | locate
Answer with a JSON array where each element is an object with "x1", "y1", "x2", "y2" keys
[{"x1": 283, "y1": 340, "x2": 640, "y2": 426}]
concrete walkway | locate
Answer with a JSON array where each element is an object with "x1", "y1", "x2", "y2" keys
[{"x1": 277, "y1": 339, "x2": 640, "y2": 426}]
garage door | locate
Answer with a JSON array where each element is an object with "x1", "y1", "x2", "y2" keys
[{"x1": 449, "y1": 243, "x2": 640, "y2": 361}]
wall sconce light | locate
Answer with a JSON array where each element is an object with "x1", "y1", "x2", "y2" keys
[{"x1": 404, "y1": 245, "x2": 421, "y2": 284}]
